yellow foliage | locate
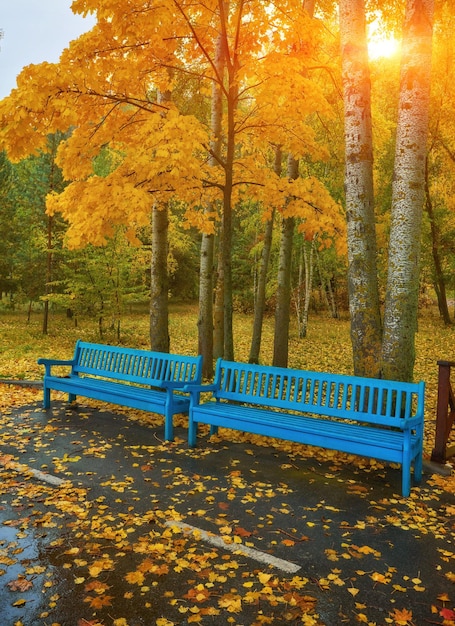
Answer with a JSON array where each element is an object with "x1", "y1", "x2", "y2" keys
[{"x1": 0, "y1": 0, "x2": 341, "y2": 252}]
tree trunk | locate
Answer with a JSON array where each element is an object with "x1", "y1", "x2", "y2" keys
[
  {"x1": 198, "y1": 231, "x2": 215, "y2": 376},
  {"x1": 216, "y1": 0, "x2": 246, "y2": 362},
  {"x1": 424, "y1": 156, "x2": 451, "y2": 324},
  {"x1": 150, "y1": 89, "x2": 172, "y2": 353},
  {"x1": 197, "y1": 28, "x2": 225, "y2": 378},
  {"x1": 213, "y1": 229, "x2": 224, "y2": 361},
  {"x1": 42, "y1": 214, "x2": 52, "y2": 335},
  {"x1": 381, "y1": 0, "x2": 434, "y2": 382},
  {"x1": 249, "y1": 145, "x2": 281, "y2": 364},
  {"x1": 316, "y1": 249, "x2": 338, "y2": 319},
  {"x1": 340, "y1": 0, "x2": 382, "y2": 377},
  {"x1": 299, "y1": 237, "x2": 315, "y2": 339},
  {"x1": 150, "y1": 204, "x2": 170, "y2": 352},
  {"x1": 273, "y1": 155, "x2": 298, "y2": 368}
]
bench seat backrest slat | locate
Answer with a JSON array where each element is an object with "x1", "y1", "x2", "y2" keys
[
  {"x1": 73, "y1": 341, "x2": 202, "y2": 386},
  {"x1": 213, "y1": 359, "x2": 423, "y2": 426}
]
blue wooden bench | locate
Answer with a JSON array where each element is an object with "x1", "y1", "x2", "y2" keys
[
  {"x1": 38, "y1": 341, "x2": 203, "y2": 441},
  {"x1": 184, "y1": 359, "x2": 425, "y2": 496}
]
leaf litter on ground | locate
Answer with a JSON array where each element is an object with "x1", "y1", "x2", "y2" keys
[{"x1": 0, "y1": 307, "x2": 454, "y2": 625}]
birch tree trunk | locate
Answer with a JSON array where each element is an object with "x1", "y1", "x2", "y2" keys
[
  {"x1": 381, "y1": 0, "x2": 434, "y2": 381},
  {"x1": 198, "y1": 231, "x2": 214, "y2": 375},
  {"x1": 340, "y1": 0, "x2": 382, "y2": 377},
  {"x1": 299, "y1": 237, "x2": 315, "y2": 339}
]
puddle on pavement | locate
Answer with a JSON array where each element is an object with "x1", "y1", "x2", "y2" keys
[{"x1": 0, "y1": 516, "x2": 57, "y2": 626}]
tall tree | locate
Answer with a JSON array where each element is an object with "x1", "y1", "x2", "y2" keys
[
  {"x1": 249, "y1": 146, "x2": 281, "y2": 364},
  {"x1": 340, "y1": 0, "x2": 434, "y2": 382},
  {"x1": 0, "y1": 0, "x2": 341, "y2": 358},
  {"x1": 424, "y1": 156, "x2": 451, "y2": 325},
  {"x1": 339, "y1": 0, "x2": 382, "y2": 378},
  {"x1": 198, "y1": 27, "x2": 225, "y2": 378},
  {"x1": 381, "y1": 0, "x2": 434, "y2": 381},
  {"x1": 273, "y1": 155, "x2": 298, "y2": 368},
  {"x1": 150, "y1": 88, "x2": 172, "y2": 353}
]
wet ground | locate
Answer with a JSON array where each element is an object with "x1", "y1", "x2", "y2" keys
[{"x1": 0, "y1": 397, "x2": 454, "y2": 625}]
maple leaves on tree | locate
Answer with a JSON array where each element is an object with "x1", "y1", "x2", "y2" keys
[{"x1": 0, "y1": 0, "x2": 343, "y2": 250}]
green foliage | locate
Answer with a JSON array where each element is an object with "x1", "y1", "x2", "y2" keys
[{"x1": 48, "y1": 228, "x2": 150, "y2": 338}]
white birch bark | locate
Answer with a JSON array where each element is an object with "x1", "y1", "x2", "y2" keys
[
  {"x1": 340, "y1": 0, "x2": 383, "y2": 377},
  {"x1": 381, "y1": 0, "x2": 434, "y2": 381}
]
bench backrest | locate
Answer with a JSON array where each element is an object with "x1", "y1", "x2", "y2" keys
[
  {"x1": 73, "y1": 341, "x2": 203, "y2": 387},
  {"x1": 213, "y1": 359, "x2": 425, "y2": 427}
]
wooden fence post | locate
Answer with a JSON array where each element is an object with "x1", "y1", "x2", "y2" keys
[{"x1": 431, "y1": 360, "x2": 455, "y2": 464}]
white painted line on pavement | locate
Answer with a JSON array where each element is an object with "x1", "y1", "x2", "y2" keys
[
  {"x1": 28, "y1": 467, "x2": 66, "y2": 486},
  {"x1": 165, "y1": 520, "x2": 301, "y2": 574}
]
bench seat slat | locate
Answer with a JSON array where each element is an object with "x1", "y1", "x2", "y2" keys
[
  {"x1": 187, "y1": 359, "x2": 425, "y2": 497},
  {"x1": 38, "y1": 340, "x2": 203, "y2": 441},
  {"x1": 192, "y1": 402, "x2": 418, "y2": 455}
]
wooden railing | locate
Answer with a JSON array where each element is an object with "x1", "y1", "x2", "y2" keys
[{"x1": 431, "y1": 360, "x2": 455, "y2": 463}]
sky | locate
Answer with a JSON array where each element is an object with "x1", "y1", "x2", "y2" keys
[{"x1": 0, "y1": 0, "x2": 96, "y2": 99}]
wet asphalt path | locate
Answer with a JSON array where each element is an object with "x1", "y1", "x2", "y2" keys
[{"x1": 0, "y1": 399, "x2": 453, "y2": 625}]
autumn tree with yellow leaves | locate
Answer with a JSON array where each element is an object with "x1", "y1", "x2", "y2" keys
[{"x1": 0, "y1": 0, "x2": 343, "y2": 367}]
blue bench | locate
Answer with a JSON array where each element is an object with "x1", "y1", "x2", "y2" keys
[
  {"x1": 38, "y1": 341, "x2": 203, "y2": 441},
  {"x1": 185, "y1": 359, "x2": 425, "y2": 496}
]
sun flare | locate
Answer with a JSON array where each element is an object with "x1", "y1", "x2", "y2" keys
[{"x1": 368, "y1": 34, "x2": 400, "y2": 60}]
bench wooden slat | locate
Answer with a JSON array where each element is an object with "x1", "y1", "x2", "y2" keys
[
  {"x1": 185, "y1": 359, "x2": 425, "y2": 496},
  {"x1": 38, "y1": 340, "x2": 203, "y2": 441}
]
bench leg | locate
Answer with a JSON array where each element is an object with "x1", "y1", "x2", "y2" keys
[
  {"x1": 401, "y1": 465, "x2": 411, "y2": 498},
  {"x1": 43, "y1": 385, "x2": 50, "y2": 409},
  {"x1": 413, "y1": 452, "x2": 423, "y2": 484},
  {"x1": 188, "y1": 419, "x2": 198, "y2": 447},
  {"x1": 68, "y1": 393, "x2": 76, "y2": 404},
  {"x1": 209, "y1": 425, "x2": 218, "y2": 437},
  {"x1": 164, "y1": 416, "x2": 174, "y2": 442}
]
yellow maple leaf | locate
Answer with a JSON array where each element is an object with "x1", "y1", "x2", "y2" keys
[
  {"x1": 258, "y1": 573, "x2": 272, "y2": 584},
  {"x1": 370, "y1": 572, "x2": 388, "y2": 584},
  {"x1": 390, "y1": 607, "x2": 413, "y2": 625},
  {"x1": 84, "y1": 594, "x2": 114, "y2": 609},
  {"x1": 437, "y1": 592, "x2": 451, "y2": 602},
  {"x1": 218, "y1": 594, "x2": 242, "y2": 613},
  {"x1": 125, "y1": 570, "x2": 145, "y2": 585},
  {"x1": 88, "y1": 565, "x2": 103, "y2": 578}
]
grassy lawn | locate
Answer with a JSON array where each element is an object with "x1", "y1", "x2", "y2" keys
[{"x1": 0, "y1": 303, "x2": 454, "y2": 461}]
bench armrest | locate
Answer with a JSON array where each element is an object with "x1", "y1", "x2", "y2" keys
[
  {"x1": 183, "y1": 383, "x2": 217, "y2": 404},
  {"x1": 183, "y1": 383, "x2": 217, "y2": 394},
  {"x1": 37, "y1": 357, "x2": 75, "y2": 376},
  {"x1": 159, "y1": 380, "x2": 191, "y2": 391}
]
